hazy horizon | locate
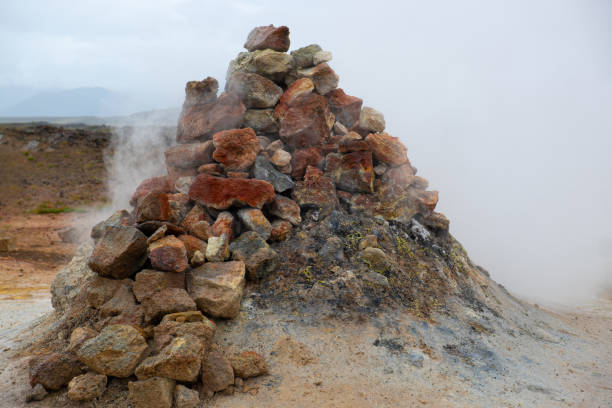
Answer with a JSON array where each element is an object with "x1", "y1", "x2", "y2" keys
[{"x1": 2, "y1": 0, "x2": 611, "y2": 303}]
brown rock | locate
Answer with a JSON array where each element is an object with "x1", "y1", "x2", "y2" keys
[
  {"x1": 226, "y1": 171, "x2": 250, "y2": 178},
  {"x1": 237, "y1": 208, "x2": 272, "y2": 240},
  {"x1": 98, "y1": 281, "x2": 137, "y2": 320},
  {"x1": 296, "y1": 63, "x2": 339, "y2": 95},
  {"x1": 338, "y1": 131, "x2": 369, "y2": 153},
  {"x1": 268, "y1": 195, "x2": 302, "y2": 225},
  {"x1": 135, "y1": 336, "x2": 203, "y2": 382},
  {"x1": 365, "y1": 132, "x2": 408, "y2": 166},
  {"x1": 177, "y1": 235, "x2": 207, "y2": 260},
  {"x1": 210, "y1": 211, "x2": 236, "y2": 241},
  {"x1": 279, "y1": 93, "x2": 331, "y2": 148},
  {"x1": 177, "y1": 92, "x2": 246, "y2": 143},
  {"x1": 153, "y1": 311, "x2": 216, "y2": 354},
  {"x1": 77, "y1": 325, "x2": 148, "y2": 378},
  {"x1": 180, "y1": 205, "x2": 211, "y2": 240},
  {"x1": 69, "y1": 327, "x2": 98, "y2": 352},
  {"x1": 292, "y1": 166, "x2": 339, "y2": 216},
  {"x1": 29, "y1": 353, "x2": 83, "y2": 391},
  {"x1": 243, "y1": 109, "x2": 278, "y2": 134},
  {"x1": 174, "y1": 384, "x2": 200, "y2": 408},
  {"x1": 226, "y1": 72, "x2": 283, "y2": 108},
  {"x1": 135, "y1": 191, "x2": 170, "y2": 223},
  {"x1": 196, "y1": 163, "x2": 224, "y2": 176},
  {"x1": 129, "y1": 377, "x2": 175, "y2": 408},
  {"x1": 212, "y1": 128, "x2": 260, "y2": 171},
  {"x1": 422, "y1": 211, "x2": 450, "y2": 232},
  {"x1": 182, "y1": 77, "x2": 218, "y2": 108},
  {"x1": 244, "y1": 25, "x2": 290, "y2": 52},
  {"x1": 67, "y1": 372, "x2": 107, "y2": 401},
  {"x1": 291, "y1": 147, "x2": 324, "y2": 179},
  {"x1": 228, "y1": 231, "x2": 278, "y2": 280},
  {"x1": 88, "y1": 226, "x2": 147, "y2": 279},
  {"x1": 274, "y1": 78, "x2": 314, "y2": 120},
  {"x1": 358, "y1": 106, "x2": 385, "y2": 133},
  {"x1": 189, "y1": 174, "x2": 275, "y2": 210},
  {"x1": 229, "y1": 351, "x2": 268, "y2": 378},
  {"x1": 91, "y1": 210, "x2": 131, "y2": 241},
  {"x1": 85, "y1": 276, "x2": 124, "y2": 308},
  {"x1": 142, "y1": 288, "x2": 197, "y2": 324},
  {"x1": 418, "y1": 190, "x2": 439, "y2": 214},
  {"x1": 326, "y1": 88, "x2": 363, "y2": 128},
  {"x1": 270, "y1": 220, "x2": 292, "y2": 241},
  {"x1": 133, "y1": 270, "x2": 186, "y2": 302},
  {"x1": 325, "y1": 151, "x2": 375, "y2": 193},
  {"x1": 187, "y1": 261, "x2": 246, "y2": 319},
  {"x1": 333, "y1": 121, "x2": 348, "y2": 136},
  {"x1": 148, "y1": 236, "x2": 189, "y2": 273},
  {"x1": 165, "y1": 141, "x2": 214, "y2": 169},
  {"x1": 201, "y1": 348, "x2": 234, "y2": 393},
  {"x1": 147, "y1": 225, "x2": 168, "y2": 244},
  {"x1": 137, "y1": 221, "x2": 185, "y2": 237},
  {"x1": 130, "y1": 176, "x2": 173, "y2": 207},
  {"x1": 290, "y1": 44, "x2": 322, "y2": 69}
]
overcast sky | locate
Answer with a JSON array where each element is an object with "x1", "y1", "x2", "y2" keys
[{"x1": 2, "y1": 0, "x2": 611, "y2": 303}]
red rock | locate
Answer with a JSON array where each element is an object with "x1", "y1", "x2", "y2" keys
[
  {"x1": 326, "y1": 89, "x2": 363, "y2": 128},
  {"x1": 189, "y1": 174, "x2": 275, "y2": 210},
  {"x1": 130, "y1": 176, "x2": 173, "y2": 207},
  {"x1": 141, "y1": 287, "x2": 197, "y2": 324},
  {"x1": 165, "y1": 141, "x2": 214, "y2": 169},
  {"x1": 292, "y1": 166, "x2": 339, "y2": 216},
  {"x1": 177, "y1": 92, "x2": 246, "y2": 143},
  {"x1": 201, "y1": 348, "x2": 234, "y2": 392},
  {"x1": 279, "y1": 93, "x2": 331, "y2": 149},
  {"x1": 135, "y1": 191, "x2": 170, "y2": 223},
  {"x1": 179, "y1": 205, "x2": 212, "y2": 240},
  {"x1": 237, "y1": 208, "x2": 272, "y2": 240},
  {"x1": 226, "y1": 72, "x2": 283, "y2": 108},
  {"x1": 268, "y1": 195, "x2": 301, "y2": 225},
  {"x1": 212, "y1": 128, "x2": 260, "y2": 171},
  {"x1": 133, "y1": 269, "x2": 186, "y2": 303},
  {"x1": 270, "y1": 220, "x2": 292, "y2": 241},
  {"x1": 148, "y1": 236, "x2": 189, "y2": 273},
  {"x1": 29, "y1": 353, "x2": 83, "y2": 391},
  {"x1": 365, "y1": 132, "x2": 409, "y2": 166},
  {"x1": 88, "y1": 227, "x2": 148, "y2": 279},
  {"x1": 182, "y1": 77, "x2": 218, "y2": 108},
  {"x1": 338, "y1": 131, "x2": 369, "y2": 153},
  {"x1": 274, "y1": 78, "x2": 314, "y2": 120},
  {"x1": 325, "y1": 151, "x2": 375, "y2": 193},
  {"x1": 177, "y1": 235, "x2": 207, "y2": 260},
  {"x1": 210, "y1": 211, "x2": 236, "y2": 241},
  {"x1": 290, "y1": 147, "x2": 323, "y2": 179},
  {"x1": 197, "y1": 163, "x2": 224, "y2": 176},
  {"x1": 296, "y1": 63, "x2": 339, "y2": 95},
  {"x1": 244, "y1": 25, "x2": 290, "y2": 52},
  {"x1": 228, "y1": 351, "x2": 268, "y2": 378}
]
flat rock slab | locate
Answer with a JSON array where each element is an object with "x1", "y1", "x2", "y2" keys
[{"x1": 189, "y1": 174, "x2": 275, "y2": 210}]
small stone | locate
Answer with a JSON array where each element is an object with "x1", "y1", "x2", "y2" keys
[
  {"x1": 365, "y1": 132, "x2": 408, "y2": 166},
  {"x1": 373, "y1": 163, "x2": 388, "y2": 176},
  {"x1": 142, "y1": 288, "x2": 197, "y2": 324},
  {"x1": 98, "y1": 282, "x2": 137, "y2": 319},
  {"x1": 270, "y1": 220, "x2": 292, "y2": 241},
  {"x1": 291, "y1": 147, "x2": 324, "y2": 179},
  {"x1": 190, "y1": 250, "x2": 204, "y2": 266},
  {"x1": 244, "y1": 25, "x2": 290, "y2": 52},
  {"x1": 148, "y1": 236, "x2": 189, "y2": 273},
  {"x1": 422, "y1": 212, "x2": 450, "y2": 232},
  {"x1": 237, "y1": 208, "x2": 272, "y2": 240},
  {"x1": 29, "y1": 353, "x2": 83, "y2": 391},
  {"x1": 67, "y1": 372, "x2": 107, "y2": 401},
  {"x1": 327, "y1": 89, "x2": 363, "y2": 128},
  {"x1": 292, "y1": 166, "x2": 339, "y2": 217},
  {"x1": 279, "y1": 93, "x2": 331, "y2": 149},
  {"x1": 147, "y1": 225, "x2": 167, "y2": 244},
  {"x1": 153, "y1": 311, "x2": 215, "y2": 354},
  {"x1": 135, "y1": 337, "x2": 203, "y2": 382},
  {"x1": 226, "y1": 72, "x2": 283, "y2": 108},
  {"x1": 212, "y1": 127, "x2": 260, "y2": 171},
  {"x1": 359, "y1": 247, "x2": 389, "y2": 272},
  {"x1": 130, "y1": 176, "x2": 173, "y2": 206},
  {"x1": 210, "y1": 211, "x2": 236, "y2": 241},
  {"x1": 313, "y1": 50, "x2": 332, "y2": 65},
  {"x1": 25, "y1": 384, "x2": 47, "y2": 402},
  {"x1": 206, "y1": 235, "x2": 229, "y2": 262},
  {"x1": 201, "y1": 348, "x2": 234, "y2": 393},
  {"x1": 133, "y1": 269, "x2": 186, "y2": 302},
  {"x1": 359, "y1": 106, "x2": 385, "y2": 133},
  {"x1": 129, "y1": 377, "x2": 175, "y2": 408},
  {"x1": 268, "y1": 195, "x2": 302, "y2": 225},
  {"x1": 229, "y1": 231, "x2": 278, "y2": 280},
  {"x1": 165, "y1": 142, "x2": 215, "y2": 169},
  {"x1": 180, "y1": 205, "x2": 211, "y2": 240},
  {"x1": 359, "y1": 235, "x2": 379, "y2": 250},
  {"x1": 229, "y1": 351, "x2": 268, "y2": 378},
  {"x1": 177, "y1": 235, "x2": 207, "y2": 260},
  {"x1": 297, "y1": 63, "x2": 339, "y2": 95},
  {"x1": 253, "y1": 155, "x2": 294, "y2": 193},
  {"x1": 77, "y1": 325, "x2": 148, "y2": 378},
  {"x1": 196, "y1": 163, "x2": 224, "y2": 176},
  {"x1": 187, "y1": 261, "x2": 246, "y2": 319},
  {"x1": 269, "y1": 149, "x2": 291, "y2": 168},
  {"x1": 189, "y1": 174, "x2": 275, "y2": 210},
  {"x1": 177, "y1": 91, "x2": 246, "y2": 143},
  {"x1": 290, "y1": 44, "x2": 322, "y2": 68},
  {"x1": 174, "y1": 384, "x2": 200, "y2": 408},
  {"x1": 243, "y1": 109, "x2": 279, "y2": 134},
  {"x1": 69, "y1": 327, "x2": 99, "y2": 353},
  {"x1": 88, "y1": 226, "x2": 147, "y2": 279},
  {"x1": 274, "y1": 78, "x2": 314, "y2": 120}
]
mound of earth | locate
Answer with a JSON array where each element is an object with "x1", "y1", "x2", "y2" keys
[{"x1": 1, "y1": 25, "x2": 610, "y2": 408}]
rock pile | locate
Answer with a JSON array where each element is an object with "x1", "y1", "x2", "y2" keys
[{"x1": 28, "y1": 24, "x2": 445, "y2": 407}]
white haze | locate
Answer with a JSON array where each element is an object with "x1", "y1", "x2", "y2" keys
[{"x1": 3, "y1": 0, "x2": 611, "y2": 304}]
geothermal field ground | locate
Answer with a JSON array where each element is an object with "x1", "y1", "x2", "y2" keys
[{"x1": 0, "y1": 25, "x2": 611, "y2": 408}]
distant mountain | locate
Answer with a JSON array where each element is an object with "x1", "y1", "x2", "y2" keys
[{"x1": 0, "y1": 87, "x2": 134, "y2": 117}]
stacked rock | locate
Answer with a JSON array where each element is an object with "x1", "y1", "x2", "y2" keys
[{"x1": 28, "y1": 25, "x2": 443, "y2": 407}]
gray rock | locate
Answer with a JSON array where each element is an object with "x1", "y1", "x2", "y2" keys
[
  {"x1": 88, "y1": 226, "x2": 148, "y2": 279},
  {"x1": 253, "y1": 155, "x2": 294, "y2": 193},
  {"x1": 25, "y1": 384, "x2": 47, "y2": 402},
  {"x1": 51, "y1": 242, "x2": 95, "y2": 313},
  {"x1": 229, "y1": 231, "x2": 279, "y2": 280},
  {"x1": 313, "y1": 50, "x2": 332, "y2": 65},
  {"x1": 237, "y1": 208, "x2": 272, "y2": 240},
  {"x1": 21, "y1": 140, "x2": 40, "y2": 152},
  {"x1": 227, "y1": 50, "x2": 294, "y2": 82},
  {"x1": 174, "y1": 384, "x2": 200, "y2": 408},
  {"x1": 226, "y1": 72, "x2": 283, "y2": 108},
  {"x1": 91, "y1": 210, "x2": 130, "y2": 241},
  {"x1": 291, "y1": 44, "x2": 322, "y2": 68},
  {"x1": 243, "y1": 109, "x2": 279, "y2": 134}
]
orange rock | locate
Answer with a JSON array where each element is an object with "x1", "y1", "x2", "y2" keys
[
  {"x1": 130, "y1": 176, "x2": 173, "y2": 207},
  {"x1": 279, "y1": 93, "x2": 331, "y2": 148},
  {"x1": 274, "y1": 78, "x2": 314, "y2": 120},
  {"x1": 212, "y1": 128, "x2": 260, "y2": 171},
  {"x1": 189, "y1": 174, "x2": 275, "y2": 210},
  {"x1": 365, "y1": 132, "x2": 408, "y2": 166},
  {"x1": 291, "y1": 147, "x2": 323, "y2": 180},
  {"x1": 211, "y1": 212, "x2": 236, "y2": 241},
  {"x1": 148, "y1": 236, "x2": 189, "y2": 273},
  {"x1": 326, "y1": 88, "x2": 362, "y2": 127}
]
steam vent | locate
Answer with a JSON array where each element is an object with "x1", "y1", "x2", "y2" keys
[{"x1": 28, "y1": 25, "x2": 527, "y2": 407}]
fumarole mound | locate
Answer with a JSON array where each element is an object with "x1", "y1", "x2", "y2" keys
[{"x1": 23, "y1": 25, "x2": 526, "y2": 407}]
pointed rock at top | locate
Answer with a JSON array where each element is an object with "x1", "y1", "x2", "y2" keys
[{"x1": 244, "y1": 25, "x2": 290, "y2": 52}]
